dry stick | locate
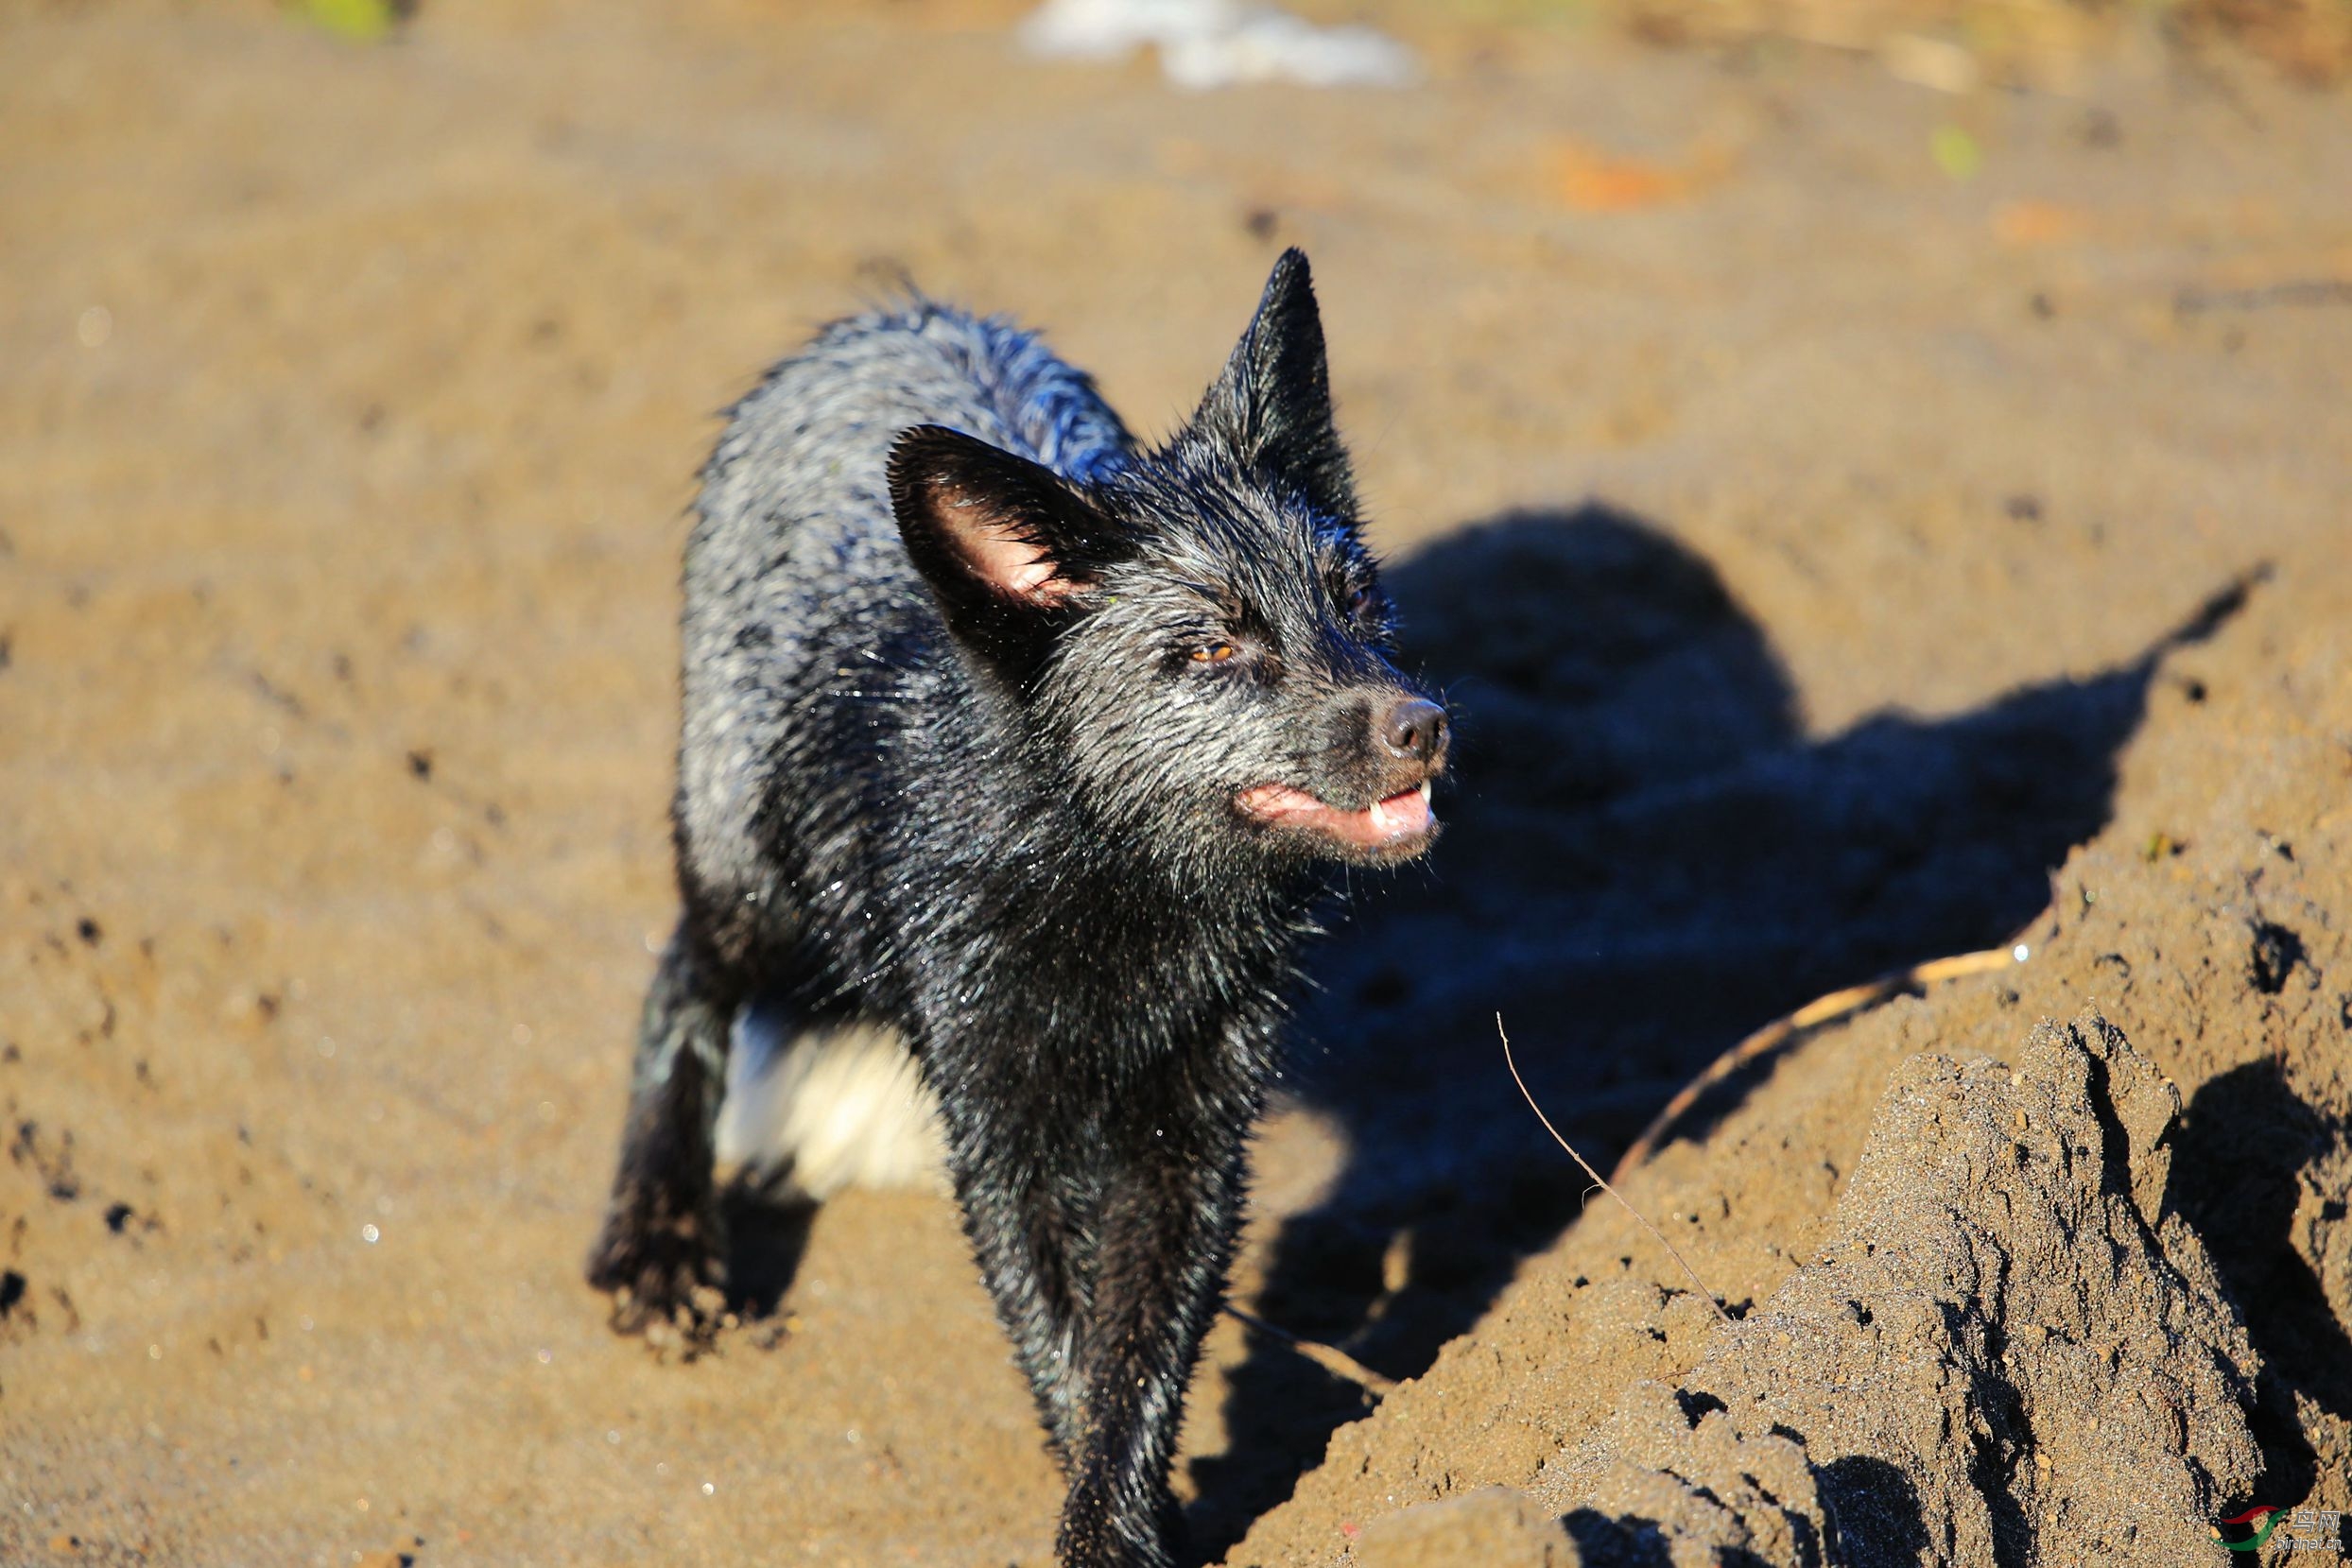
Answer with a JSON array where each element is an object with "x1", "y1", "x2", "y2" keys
[
  {"x1": 1220, "y1": 1303, "x2": 1398, "y2": 1396},
  {"x1": 1220, "y1": 942, "x2": 2023, "y2": 1397},
  {"x1": 1499, "y1": 1015, "x2": 1735, "y2": 1329},
  {"x1": 1610, "y1": 941, "x2": 2026, "y2": 1183}
]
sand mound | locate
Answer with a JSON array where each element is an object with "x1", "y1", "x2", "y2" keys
[
  {"x1": 1352, "y1": 1012, "x2": 2266, "y2": 1565},
  {"x1": 1227, "y1": 561, "x2": 2352, "y2": 1564},
  {"x1": 1546, "y1": 1009, "x2": 2257, "y2": 1565}
]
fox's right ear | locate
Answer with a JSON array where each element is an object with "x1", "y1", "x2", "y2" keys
[{"x1": 887, "y1": 424, "x2": 1129, "y2": 676}]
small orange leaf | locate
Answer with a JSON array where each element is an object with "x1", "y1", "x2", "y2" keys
[
  {"x1": 1994, "y1": 201, "x2": 2088, "y2": 247},
  {"x1": 1546, "y1": 139, "x2": 1722, "y2": 213}
]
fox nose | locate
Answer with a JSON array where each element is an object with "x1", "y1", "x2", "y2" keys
[{"x1": 1378, "y1": 698, "x2": 1448, "y2": 765}]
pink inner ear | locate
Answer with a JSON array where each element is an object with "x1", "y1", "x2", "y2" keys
[{"x1": 943, "y1": 489, "x2": 1080, "y2": 604}]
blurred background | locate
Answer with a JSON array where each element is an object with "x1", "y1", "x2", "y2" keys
[{"x1": 4, "y1": 2, "x2": 2348, "y2": 1564}]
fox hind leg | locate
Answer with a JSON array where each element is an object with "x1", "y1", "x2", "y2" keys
[{"x1": 586, "y1": 920, "x2": 747, "y2": 1346}]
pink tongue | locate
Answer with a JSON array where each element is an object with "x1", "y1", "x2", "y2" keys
[
  {"x1": 1365, "y1": 786, "x2": 1431, "y2": 837},
  {"x1": 1235, "y1": 783, "x2": 1433, "y2": 844}
]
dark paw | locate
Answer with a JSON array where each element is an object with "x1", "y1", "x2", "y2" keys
[{"x1": 585, "y1": 1194, "x2": 732, "y2": 1356}]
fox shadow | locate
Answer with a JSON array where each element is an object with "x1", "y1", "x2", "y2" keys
[{"x1": 1186, "y1": 505, "x2": 2257, "y2": 1559}]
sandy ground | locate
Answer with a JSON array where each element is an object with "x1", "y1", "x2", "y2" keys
[{"x1": 3, "y1": 3, "x2": 2349, "y2": 1564}]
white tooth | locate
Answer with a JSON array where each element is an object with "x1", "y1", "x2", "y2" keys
[
  {"x1": 1419, "y1": 782, "x2": 1432, "y2": 804},
  {"x1": 1370, "y1": 798, "x2": 1391, "y2": 831}
]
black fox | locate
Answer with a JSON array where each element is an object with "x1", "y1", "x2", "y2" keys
[{"x1": 587, "y1": 250, "x2": 1449, "y2": 1567}]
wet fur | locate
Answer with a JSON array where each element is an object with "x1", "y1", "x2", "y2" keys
[{"x1": 585, "y1": 250, "x2": 1444, "y2": 1568}]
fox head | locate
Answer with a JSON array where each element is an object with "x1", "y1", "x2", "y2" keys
[{"x1": 887, "y1": 250, "x2": 1448, "y2": 871}]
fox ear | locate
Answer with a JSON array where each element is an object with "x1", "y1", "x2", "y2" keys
[
  {"x1": 1191, "y1": 248, "x2": 1357, "y2": 517},
  {"x1": 887, "y1": 425, "x2": 1126, "y2": 672}
]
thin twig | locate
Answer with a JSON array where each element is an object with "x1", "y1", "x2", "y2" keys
[
  {"x1": 1499, "y1": 1015, "x2": 1734, "y2": 1329},
  {"x1": 1220, "y1": 1302, "x2": 1398, "y2": 1395},
  {"x1": 1610, "y1": 940, "x2": 2026, "y2": 1182}
]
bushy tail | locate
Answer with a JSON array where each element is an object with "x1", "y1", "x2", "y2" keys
[{"x1": 716, "y1": 1006, "x2": 947, "y2": 1201}]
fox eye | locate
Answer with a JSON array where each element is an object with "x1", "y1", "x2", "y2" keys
[
  {"x1": 1189, "y1": 642, "x2": 1237, "y2": 664},
  {"x1": 1344, "y1": 582, "x2": 1378, "y2": 619}
]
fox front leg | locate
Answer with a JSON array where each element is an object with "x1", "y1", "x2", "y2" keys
[
  {"x1": 943, "y1": 1078, "x2": 1252, "y2": 1567},
  {"x1": 1054, "y1": 1113, "x2": 1254, "y2": 1568}
]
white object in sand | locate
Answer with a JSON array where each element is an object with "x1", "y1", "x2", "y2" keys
[{"x1": 1020, "y1": 0, "x2": 1417, "y2": 90}]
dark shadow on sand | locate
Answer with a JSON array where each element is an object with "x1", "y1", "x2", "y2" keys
[
  {"x1": 1185, "y1": 506, "x2": 2259, "y2": 1561},
  {"x1": 2168, "y1": 1057, "x2": 2352, "y2": 1519},
  {"x1": 1819, "y1": 1455, "x2": 1933, "y2": 1567}
]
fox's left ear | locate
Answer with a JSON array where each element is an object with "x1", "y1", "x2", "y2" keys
[
  {"x1": 887, "y1": 424, "x2": 1132, "y2": 677},
  {"x1": 1191, "y1": 249, "x2": 1357, "y2": 518}
]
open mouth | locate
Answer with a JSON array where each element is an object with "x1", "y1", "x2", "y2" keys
[{"x1": 1234, "y1": 780, "x2": 1436, "y2": 851}]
